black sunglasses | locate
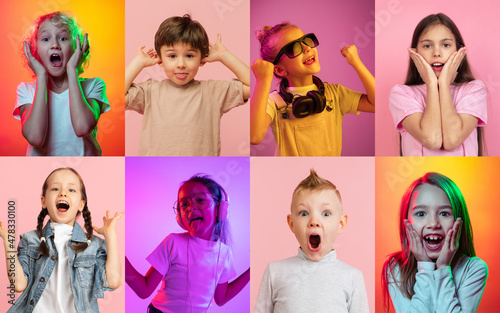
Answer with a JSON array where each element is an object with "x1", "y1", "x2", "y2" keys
[{"x1": 272, "y1": 33, "x2": 319, "y2": 65}]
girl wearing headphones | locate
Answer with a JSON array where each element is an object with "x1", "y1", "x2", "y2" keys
[
  {"x1": 125, "y1": 175, "x2": 250, "y2": 313},
  {"x1": 250, "y1": 23, "x2": 375, "y2": 156}
]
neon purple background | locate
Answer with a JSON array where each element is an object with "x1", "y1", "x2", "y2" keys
[
  {"x1": 250, "y1": 0, "x2": 375, "y2": 156},
  {"x1": 125, "y1": 157, "x2": 250, "y2": 312},
  {"x1": 375, "y1": 0, "x2": 500, "y2": 156}
]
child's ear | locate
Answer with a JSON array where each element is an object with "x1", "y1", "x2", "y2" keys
[
  {"x1": 79, "y1": 200, "x2": 86, "y2": 212},
  {"x1": 338, "y1": 214, "x2": 348, "y2": 234},
  {"x1": 41, "y1": 196, "x2": 46, "y2": 209},
  {"x1": 274, "y1": 65, "x2": 287, "y2": 77},
  {"x1": 287, "y1": 214, "x2": 294, "y2": 233}
]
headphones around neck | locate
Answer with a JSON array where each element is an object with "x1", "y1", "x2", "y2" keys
[
  {"x1": 278, "y1": 75, "x2": 328, "y2": 118},
  {"x1": 175, "y1": 188, "x2": 229, "y2": 231}
]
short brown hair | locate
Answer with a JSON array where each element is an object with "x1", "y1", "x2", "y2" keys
[
  {"x1": 292, "y1": 169, "x2": 342, "y2": 206},
  {"x1": 154, "y1": 14, "x2": 209, "y2": 58}
]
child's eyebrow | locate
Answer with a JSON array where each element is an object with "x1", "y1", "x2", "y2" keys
[
  {"x1": 420, "y1": 38, "x2": 454, "y2": 43},
  {"x1": 411, "y1": 204, "x2": 452, "y2": 211}
]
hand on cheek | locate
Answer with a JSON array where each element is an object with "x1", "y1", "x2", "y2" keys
[
  {"x1": 405, "y1": 219, "x2": 431, "y2": 262},
  {"x1": 67, "y1": 33, "x2": 89, "y2": 72},
  {"x1": 438, "y1": 47, "x2": 466, "y2": 86},
  {"x1": 436, "y1": 218, "x2": 462, "y2": 269},
  {"x1": 24, "y1": 41, "x2": 46, "y2": 77},
  {"x1": 409, "y1": 48, "x2": 437, "y2": 86}
]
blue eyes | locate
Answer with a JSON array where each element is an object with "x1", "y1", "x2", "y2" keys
[{"x1": 298, "y1": 211, "x2": 332, "y2": 217}]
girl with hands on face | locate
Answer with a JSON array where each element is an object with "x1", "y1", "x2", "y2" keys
[
  {"x1": 250, "y1": 23, "x2": 375, "y2": 156},
  {"x1": 389, "y1": 13, "x2": 487, "y2": 156},
  {"x1": 15, "y1": 12, "x2": 110, "y2": 156},
  {"x1": 382, "y1": 172, "x2": 487, "y2": 313}
]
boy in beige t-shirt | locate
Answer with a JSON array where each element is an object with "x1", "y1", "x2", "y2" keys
[{"x1": 125, "y1": 14, "x2": 250, "y2": 156}]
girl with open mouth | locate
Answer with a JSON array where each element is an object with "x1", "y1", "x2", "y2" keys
[{"x1": 382, "y1": 172, "x2": 487, "y2": 312}]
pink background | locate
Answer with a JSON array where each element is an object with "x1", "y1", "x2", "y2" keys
[
  {"x1": 125, "y1": 0, "x2": 250, "y2": 156},
  {"x1": 250, "y1": 157, "x2": 375, "y2": 312},
  {"x1": 125, "y1": 157, "x2": 250, "y2": 312},
  {"x1": 375, "y1": 0, "x2": 500, "y2": 156},
  {"x1": 250, "y1": 0, "x2": 375, "y2": 156},
  {"x1": 0, "y1": 157, "x2": 125, "y2": 312}
]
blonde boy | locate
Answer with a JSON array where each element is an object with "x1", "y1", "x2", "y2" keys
[
  {"x1": 125, "y1": 14, "x2": 250, "y2": 156},
  {"x1": 255, "y1": 169, "x2": 369, "y2": 313}
]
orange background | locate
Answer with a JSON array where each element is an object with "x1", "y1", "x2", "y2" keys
[
  {"x1": 0, "y1": 0, "x2": 124, "y2": 156},
  {"x1": 375, "y1": 157, "x2": 500, "y2": 312}
]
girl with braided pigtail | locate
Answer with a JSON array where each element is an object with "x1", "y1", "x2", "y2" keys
[{"x1": 0, "y1": 167, "x2": 124, "y2": 313}]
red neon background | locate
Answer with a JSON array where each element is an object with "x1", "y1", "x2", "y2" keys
[
  {"x1": 375, "y1": 157, "x2": 500, "y2": 312},
  {"x1": 0, "y1": 0, "x2": 124, "y2": 156}
]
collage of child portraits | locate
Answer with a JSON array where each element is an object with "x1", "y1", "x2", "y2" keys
[{"x1": 0, "y1": 0, "x2": 498, "y2": 312}]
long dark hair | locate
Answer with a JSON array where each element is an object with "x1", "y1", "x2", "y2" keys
[
  {"x1": 403, "y1": 13, "x2": 484, "y2": 156},
  {"x1": 405, "y1": 13, "x2": 474, "y2": 85},
  {"x1": 37, "y1": 168, "x2": 93, "y2": 256},
  {"x1": 381, "y1": 172, "x2": 475, "y2": 311}
]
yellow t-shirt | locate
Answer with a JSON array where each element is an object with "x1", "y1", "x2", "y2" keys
[{"x1": 266, "y1": 83, "x2": 362, "y2": 156}]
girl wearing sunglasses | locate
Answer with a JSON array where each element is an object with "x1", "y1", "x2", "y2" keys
[{"x1": 250, "y1": 23, "x2": 375, "y2": 156}]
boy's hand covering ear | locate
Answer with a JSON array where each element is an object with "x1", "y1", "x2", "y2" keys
[
  {"x1": 135, "y1": 46, "x2": 161, "y2": 68},
  {"x1": 201, "y1": 33, "x2": 227, "y2": 64}
]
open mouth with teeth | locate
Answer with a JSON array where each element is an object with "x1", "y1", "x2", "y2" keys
[
  {"x1": 50, "y1": 54, "x2": 62, "y2": 67},
  {"x1": 303, "y1": 56, "x2": 316, "y2": 65},
  {"x1": 431, "y1": 62, "x2": 444, "y2": 70},
  {"x1": 308, "y1": 234, "x2": 321, "y2": 251},
  {"x1": 423, "y1": 234, "x2": 444, "y2": 251},
  {"x1": 56, "y1": 200, "x2": 69, "y2": 213}
]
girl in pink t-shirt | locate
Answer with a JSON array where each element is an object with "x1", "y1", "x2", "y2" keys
[
  {"x1": 125, "y1": 175, "x2": 250, "y2": 313},
  {"x1": 389, "y1": 13, "x2": 487, "y2": 156}
]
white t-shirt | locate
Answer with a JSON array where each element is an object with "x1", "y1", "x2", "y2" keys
[
  {"x1": 34, "y1": 223, "x2": 76, "y2": 313},
  {"x1": 14, "y1": 77, "x2": 110, "y2": 156},
  {"x1": 146, "y1": 233, "x2": 236, "y2": 313}
]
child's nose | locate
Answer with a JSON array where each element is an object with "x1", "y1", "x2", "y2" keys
[
  {"x1": 308, "y1": 216, "x2": 320, "y2": 227},
  {"x1": 426, "y1": 215, "x2": 440, "y2": 228},
  {"x1": 177, "y1": 57, "x2": 186, "y2": 68},
  {"x1": 433, "y1": 47, "x2": 441, "y2": 57},
  {"x1": 50, "y1": 38, "x2": 61, "y2": 49}
]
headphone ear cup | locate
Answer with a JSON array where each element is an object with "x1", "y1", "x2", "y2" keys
[
  {"x1": 217, "y1": 200, "x2": 228, "y2": 223},
  {"x1": 176, "y1": 210, "x2": 188, "y2": 230},
  {"x1": 306, "y1": 90, "x2": 326, "y2": 114},
  {"x1": 292, "y1": 96, "x2": 313, "y2": 118}
]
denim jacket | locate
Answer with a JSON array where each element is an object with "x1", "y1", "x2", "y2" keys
[{"x1": 8, "y1": 221, "x2": 112, "y2": 313}]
